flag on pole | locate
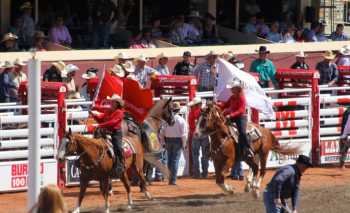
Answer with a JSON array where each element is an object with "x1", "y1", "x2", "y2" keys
[
  {"x1": 94, "y1": 70, "x2": 123, "y2": 104},
  {"x1": 215, "y1": 58, "x2": 274, "y2": 117}
]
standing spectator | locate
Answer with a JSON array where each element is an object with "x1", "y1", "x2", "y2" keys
[
  {"x1": 263, "y1": 155, "x2": 312, "y2": 213},
  {"x1": 64, "y1": 64, "x2": 79, "y2": 98},
  {"x1": 244, "y1": 0, "x2": 261, "y2": 17},
  {"x1": 0, "y1": 61, "x2": 15, "y2": 103},
  {"x1": 330, "y1": 24, "x2": 348, "y2": 41},
  {"x1": 291, "y1": 52, "x2": 309, "y2": 70},
  {"x1": 0, "y1": 33, "x2": 19, "y2": 52},
  {"x1": 266, "y1": 22, "x2": 282, "y2": 43},
  {"x1": 151, "y1": 18, "x2": 163, "y2": 39},
  {"x1": 202, "y1": 12, "x2": 221, "y2": 44},
  {"x1": 114, "y1": 52, "x2": 129, "y2": 66},
  {"x1": 336, "y1": 45, "x2": 350, "y2": 66},
  {"x1": 43, "y1": 61, "x2": 66, "y2": 82},
  {"x1": 189, "y1": 97, "x2": 209, "y2": 179},
  {"x1": 155, "y1": 53, "x2": 170, "y2": 75},
  {"x1": 316, "y1": 51, "x2": 338, "y2": 86},
  {"x1": 49, "y1": 16, "x2": 72, "y2": 47},
  {"x1": 81, "y1": 71, "x2": 97, "y2": 101},
  {"x1": 8, "y1": 59, "x2": 27, "y2": 102},
  {"x1": 31, "y1": 31, "x2": 48, "y2": 51},
  {"x1": 9, "y1": 17, "x2": 25, "y2": 49},
  {"x1": 173, "y1": 51, "x2": 194, "y2": 75},
  {"x1": 250, "y1": 46, "x2": 278, "y2": 88},
  {"x1": 192, "y1": 51, "x2": 218, "y2": 91},
  {"x1": 133, "y1": 54, "x2": 158, "y2": 87},
  {"x1": 20, "y1": 2, "x2": 35, "y2": 49},
  {"x1": 159, "y1": 102, "x2": 187, "y2": 185},
  {"x1": 243, "y1": 16, "x2": 257, "y2": 34},
  {"x1": 256, "y1": 15, "x2": 270, "y2": 38},
  {"x1": 305, "y1": 22, "x2": 321, "y2": 42}
]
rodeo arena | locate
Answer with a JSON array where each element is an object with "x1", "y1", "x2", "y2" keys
[{"x1": 4, "y1": 1, "x2": 350, "y2": 213}]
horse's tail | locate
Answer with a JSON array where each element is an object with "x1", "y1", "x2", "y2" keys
[
  {"x1": 270, "y1": 132, "x2": 302, "y2": 155},
  {"x1": 143, "y1": 152, "x2": 170, "y2": 179}
]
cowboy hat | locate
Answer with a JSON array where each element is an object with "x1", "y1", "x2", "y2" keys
[
  {"x1": 188, "y1": 11, "x2": 202, "y2": 19},
  {"x1": 14, "y1": 58, "x2": 26, "y2": 66},
  {"x1": 296, "y1": 155, "x2": 313, "y2": 167},
  {"x1": 188, "y1": 97, "x2": 202, "y2": 107},
  {"x1": 172, "y1": 102, "x2": 181, "y2": 111},
  {"x1": 52, "y1": 61, "x2": 66, "y2": 72},
  {"x1": 82, "y1": 72, "x2": 97, "y2": 80},
  {"x1": 20, "y1": 1, "x2": 32, "y2": 10},
  {"x1": 226, "y1": 51, "x2": 236, "y2": 61},
  {"x1": 226, "y1": 80, "x2": 242, "y2": 89},
  {"x1": 157, "y1": 52, "x2": 168, "y2": 59},
  {"x1": 68, "y1": 92, "x2": 82, "y2": 99},
  {"x1": 123, "y1": 61, "x2": 135, "y2": 73},
  {"x1": 111, "y1": 64, "x2": 125, "y2": 77},
  {"x1": 340, "y1": 45, "x2": 350, "y2": 56},
  {"x1": 207, "y1": 50, "x2": 219, "y2": 57},
  {"x1": 65, "y1": 64, "x2": 79, "y2": 75},
  {"x1": 295, "y1": 51, "x2": 307, "y2": 58},
  {"x1": 114, "y1": 52, "x2": 129, "y2": 60},
  {"x1": 135, "y1": 54, "x2": 149, "y2": 62},
  {"x1": 2, "y1": 61, "x2": 14, "y2": 68},
  {"x1": 34, "y1": 31, "x2": 48, "y2": 39},
  {"x1": 107, "y1": 94, "x2": 124, "y2": 106},
  {"x1": 86, "y1": 67, "x2": 99, "y2": 73},
  {"x1": 1, "y1": 33, "x2": 18, "y2": 43},
  {"x1": 323, "y1": 50, "x2": 335, "y2": 60},
  {"x1": 256, "y1": 46, "x2": 270, "y2": 54}
]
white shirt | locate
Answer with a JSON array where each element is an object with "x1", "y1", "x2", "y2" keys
[
  {"x1": 160, "y1": 114, "x2": 188, "y2": 138},
  {"x1": 337, "y1": 56, "x2": 350, "y2": 66}
]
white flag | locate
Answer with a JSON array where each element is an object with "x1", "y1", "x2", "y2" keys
[{"x1": 215, "y1": 58, "x2": 274, "y2": 117}]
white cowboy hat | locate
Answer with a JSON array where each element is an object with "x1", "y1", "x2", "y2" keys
[
  {"x1": 295, "y1": 51, "x2": 307, "y2": 58},
  {"x1": 323, "y1": 50, "x2": 336, "y2": 60},
  {"x1": 123, "y1": 61, "x2": 135, "y2": 73},
  {"x1": 126, "y1": 74, "x2": 137, "y2": 80},
  {"x1": 2, "y1": 61, "x2": 14, "y2": 68},
  {"x1": 188, "y1": 97, "x2": 202, "y2": 107},
  {"x1": 340, "y1": 45, "x2": 350, "y2": 56},
  {"x1": 14, "y1": 58, "x2": 26, "y2": 66},
  {"x1": 1, "y1": 33, "x2": 18, "y2": 43},
  {"x1": 207, "y1": 50, "x2": 219, "y2": 57},
  {"x1": 157, "y1": 52, "x2": 168, "y2": 59},
  {"x1": 68, "y1": 92, "x2": 82, "y2": 99},
  {"x1": 226, "y1": 80, "x2": 242, "y2": 89},
  {"x1": 52, "y1": 61, "x2": 66, "y2": 72},
  {"x1": 82, "y1": 72, "x2": 97, "y2": 79},
  {"x1": 135, "y1": 54, "x2": 149, "y2": 62},
  {"x1": 111, "y1": 64, "x2": 125, "y2": 77},
  {"x1": 107, "y1": 94, "x2": 124, "y2": 106},
  {"x1": 114, "y1": 52, "x2": 129, "y2": 60},
  {"x1": 188, "y1": 11, "x2": 202, "y2": 19},
  {"x1": 226, "y1": 51, "x2": 236, "y2": 61},
  {"x1": 20, "y1": 1, "x2": 32, "y2": 10},
  {"x1": 65, "y1": 64, "x2": 79, "y2": 74}
]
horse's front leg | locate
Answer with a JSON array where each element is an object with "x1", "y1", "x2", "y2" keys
[
  {"x1": 120, "y1": 171, "x2": 133, "y2": 209},
  {"x1": 214, "y1": 159, "x2": 234, "y2": 195},
  {"x1": 101, "y1": 177, "x2": 111, "y2": 213},
  {"x1": 245, "y1": 169, "x2": 253, "y2": 192},
  {"x1": 72, "y1": 176, "x2": 89, "y2": 213}
]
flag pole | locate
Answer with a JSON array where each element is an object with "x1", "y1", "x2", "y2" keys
[{"x1": 92, "y1": 64, "x2": 106, "y2": 107}]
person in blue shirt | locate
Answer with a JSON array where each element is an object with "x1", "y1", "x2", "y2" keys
[
  {"x1": 267, "y1": 22, "x2": 282, "y2": 43},
  {"x1": 330, "y1": 24, "x2": 349, "y2": 41},
  {"x1": 263, "y1": 155, "x2": 313, "y2": 213}
]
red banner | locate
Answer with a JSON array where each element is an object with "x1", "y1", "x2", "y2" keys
[{"x1": 95, "y1": 71, "x2": 123, "y2": 103}]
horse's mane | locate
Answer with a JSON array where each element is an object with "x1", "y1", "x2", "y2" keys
[
  {"x1": 73, "y1": 133, "x2": 105, "y2": 149},
  {"x1": 147, "y1": 99, "x2": 168, "y2": 118}
]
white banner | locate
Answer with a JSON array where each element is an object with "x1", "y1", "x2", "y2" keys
[{"x1": 320, "y1": 140, "x2": 350, "y2": 164}]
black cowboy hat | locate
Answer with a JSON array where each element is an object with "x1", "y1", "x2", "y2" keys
[
  {"x1": 256, "y1": 46, "x2": 270, "y2": 54},
  {"x1": 296, "y1": 155, "x2": 313, "y2": 167}
]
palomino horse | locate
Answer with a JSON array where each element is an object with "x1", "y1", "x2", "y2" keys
[
  {"x1": 57, "y1": 98, "x2": 174, "y2": 213},
  {"x1": 195, "y1": 103, "x2": 300, "y2": 197}
]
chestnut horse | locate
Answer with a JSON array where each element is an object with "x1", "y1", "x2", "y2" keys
[
  {"x1": 195, "y1": 103, "x2": 301, "y2": 197},
  {"x1": 57, "y1": 98, "x2": 174, "y2": 213}
]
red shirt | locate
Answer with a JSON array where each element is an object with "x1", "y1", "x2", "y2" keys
[
  {"x1": 219, "y1": 94, "x2": 246, "y2": 119},
  {"x1": 188, "y1": 105, "x2": 202, "y2": 132},
  {"x1": 96, "y1": 109, "x2": 124, "y2": 130}
]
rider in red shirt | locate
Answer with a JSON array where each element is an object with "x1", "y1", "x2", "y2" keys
[
  {"x1": 218, "y1": 80, "x2": 254, "y2": 159},
  {"x1": 90, "y1": 94, "x2": 125, "y2": 174}
]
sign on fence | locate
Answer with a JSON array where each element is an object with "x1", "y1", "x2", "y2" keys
[{"x1": 320, "y1": 140, "x2": 350, "y2": 164}]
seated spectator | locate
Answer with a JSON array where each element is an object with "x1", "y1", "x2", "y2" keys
[
  {"x1": 282, "y1": 24, "x2": 296, "y2": 43},
  {"x1": 173, "y1": 51, "x2": 194, "y2": 75},
  {"x1": 291, "y1": 52, "x2": 309, "y2": 70},
  {"x1": 151, "y1": 18, "x2": 163, "y2": 39},
  {"x1": 140, "y1": 28, "x2": 157, "y2": 48},
  {"x1": 336, "y1": 45, "x2": 350, "y2": 66},
  {"x1": 192, "y1": 51, "x2": 218, "y2": 91},
  {"x1": 64, "y1": 64, "x2": 79, "y2": 97},
  {"x1": 0, "y1": 33, "x2": 19, "y2": 52},
  {"x1": 43, "y1": 61, "x2": 66, "y2": 82},
  {"x1": 9, "y1": 17, "x2": 25, "y2": 49},
  {"x1": 330, "y1": 24, "x2": 348, "y2": 41},
  {"x1": 155, "y1": 53, "x2": 170, "y2": 75},
  {"x1": 294, "y1": 27, "x2": 305, "y2": 42},
  {"x1": 250, "y1": 46, "x2": 278, "y2": 88},
  {"x1": 266, "y1": 22, "x2": 282, "y2": 43},
  {"x1": 243, "y1": 15, "x2": 257, "y2": 34},
  {"x1": 170, "y1": 14, "x2": 201, "y2": 46},
  {"x1": 19, "y1": 1, "x2": 35, "y2": 49},
  {"x1": 0, "y1": 61, "x2": 16, "y2": 103},
  {"x1": 133, "y1": 54, "x2": 158, "y2": 88},
  {"x1": 316, "y1": 51, "x2": 338, "y2": 86},
  {"x1": 31, "y1": 31, "x2": 48, "y2": 51},
  {"x1": 9, "y1": 59, "x2": 27, "y2": 102},
  {"x1": 28, "y1": 184, "x2": 67, "y2": 213},
  {"x1": 49, "y1": 16, "x2": 72, "y2": 47},
  {"x1": 188, "y1": 11, "x2": 203, "y2": 40},
  {"x1": 202, "y1": 12, "x2": 222, "y2": 44},
  {"x1": 305, "y1": 21, "x2": 321, "y2": 42},
  {"x1": 256, "y1": 14, "x2": 269, "y2": 38},
  {"x1": 316, "y1": 23, "x2": 327, "y2": 42}
]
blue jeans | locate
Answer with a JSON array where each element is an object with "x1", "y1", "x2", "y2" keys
[
  {"x1": 263, "y1": 189, "x2": 290, "y2": 213},
  {"x1": 165, "y1": 138, "x2": 182, "y2": 184},
  {"x1": 230, "y1": 161, "x2": 243, "y2": 177},
  {"x1": 191, "y1": 136, "x2": 209, "y2": 177}
]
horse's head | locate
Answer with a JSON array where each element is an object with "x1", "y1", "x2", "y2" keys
[
  {"x1": 57, "y1": 128, "x2": 78, "y2": 161},
  {"x1": 161, "y1": 97, "x2": 175, "y2": 126},
  {"x1": 195, "y1": 102, "x2": 225, "y2": 137}
]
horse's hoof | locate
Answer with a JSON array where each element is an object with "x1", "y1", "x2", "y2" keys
[
  {"x1": 72, "y1": 208, "x2": 80, "y2": 213},
  {"x1": 252, "y1": 189, "x2": 260, "y2": 199},
  {"x1": 145, "y1": 191, "x2": 153, "y2": 200},
  {"x1": 127, "y1": 205, "x2": 132, "y2": 210},
  {"x1": 105, "y1": 209, "x2": 110, "y2": 213},
  {"x1": 109, "y1": 189, "x2": 113, "y2": 196},
  {"x1": 244, "y1": 185, "x2": 251, "y2": 193}
]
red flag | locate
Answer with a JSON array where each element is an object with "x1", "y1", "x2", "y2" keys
[
  {"x1": 123, "y1": 78, "x2": 154, "y2": 123},
  {"x1": 94, "y1": 70, "x2": 123, "y2": 104}
]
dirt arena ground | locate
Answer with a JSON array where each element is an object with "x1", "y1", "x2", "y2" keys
[{"x1": 1, "y1": 167, "x2": 350, "y2": 213}]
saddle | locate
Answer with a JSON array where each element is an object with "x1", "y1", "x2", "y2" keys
[
  {"x1": 104, "y1": 136, "x2": 135, "y2": 161},
  {"x1": 227, "y1": 123, "x2": 262, "y2": 144}
]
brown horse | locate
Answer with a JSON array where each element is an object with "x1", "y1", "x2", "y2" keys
[
  {"x1": 195, "y1": 103, "x2": 301, "y2": 197},
  {"x1": 57, "y1": 98, "x2": 174, "y2": 213}
]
